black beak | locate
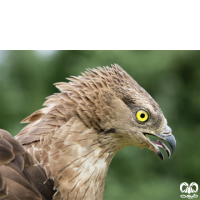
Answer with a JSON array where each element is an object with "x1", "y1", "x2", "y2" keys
[{"x1": 157, "y1": 150, "x2": 164, "y2": 160}]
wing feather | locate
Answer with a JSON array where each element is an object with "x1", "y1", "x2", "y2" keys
[{"x1": 0, "y1": 129, "x2": 54, "y2": 200}]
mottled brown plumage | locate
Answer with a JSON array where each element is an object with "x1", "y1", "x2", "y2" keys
[
  {"x1": 0, "y1": 129, "x2": 54, "y2": 200},
  {"x1": 0, "y1": 64, "x2": 176, "y2": 200}
]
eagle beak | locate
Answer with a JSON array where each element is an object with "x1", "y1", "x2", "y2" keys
[
  {"x1": 155, "y1": 133, "x2": 176, "y2": 160},
  {"x1": 155, "y1": 125, "x2": 176, "y2": 160},
  {"x1": 144, "y1": 125, "x2": 176, "y2": 160}
]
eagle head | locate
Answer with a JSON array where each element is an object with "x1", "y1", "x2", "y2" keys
[{"x1": 55, "y1": 64, "x2": 176, "y2": 160}]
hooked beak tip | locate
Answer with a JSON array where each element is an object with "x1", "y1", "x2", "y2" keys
[{"x1": 165, "y1": 134, "x2": 176, "y2": 154}]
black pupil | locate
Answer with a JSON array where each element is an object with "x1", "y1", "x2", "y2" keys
[{"x1": 140, "y1": 113, "x2": 145, "y2": 118}]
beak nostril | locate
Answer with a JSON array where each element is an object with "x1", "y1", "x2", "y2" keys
[{"x1": 163, "y1": 131, "x2": 170, "y2": 135}]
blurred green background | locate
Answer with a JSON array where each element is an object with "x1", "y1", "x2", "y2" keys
[{"x1": 0, "y1": 50, "x2": 199, "y2": 200}]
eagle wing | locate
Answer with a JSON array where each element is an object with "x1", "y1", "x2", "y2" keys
[{"x1": 0, "y1": 129, "x2": 54, "y2": 200}]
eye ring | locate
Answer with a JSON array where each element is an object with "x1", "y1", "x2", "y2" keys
[{"x1": 136, "y1": 110, "x2": 149, "y2": 122}]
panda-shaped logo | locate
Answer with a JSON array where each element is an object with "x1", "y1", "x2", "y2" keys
[{"x1": 180, "y1": 182, "x2": 198, "y2": 199}]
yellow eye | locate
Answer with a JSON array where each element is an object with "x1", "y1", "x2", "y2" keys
[{"x1": 136, "y1": 110, "x2": 148, "y2": 122}]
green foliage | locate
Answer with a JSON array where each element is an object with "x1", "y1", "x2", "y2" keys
[{"x1": 0, "y1": 50, "x2": 199, "y2": 199}]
